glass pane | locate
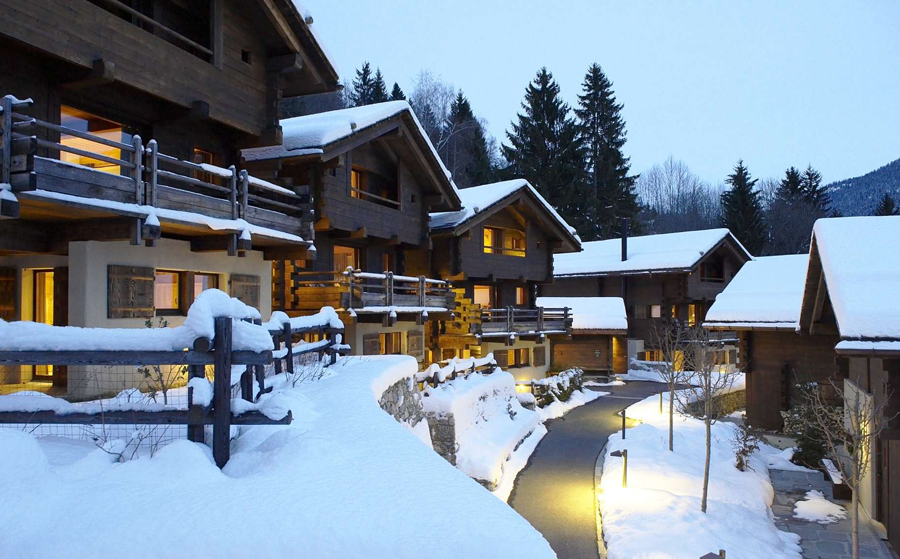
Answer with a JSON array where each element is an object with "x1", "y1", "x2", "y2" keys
[
  {"x1": 155, "y1": 272, "x2": 179, "y2": 310},
  {"x1": 193, "y1": 274, "x2": 217, "y2": 300},
  {"x1": 504, "y1": 229, "x2": 526, "y2": 257},
  {"x1": 483, "y1": 228, "x2": 495, "y2": 254},
  {"x1": 516, "y1": 287, "x2": 526, "y2": 306},
  {"x1": 473, "y1": 286, "x2": 493, "y2": 308},
  {"x1": 60, "y1": 106, "x2": 131, "y2": 174}
]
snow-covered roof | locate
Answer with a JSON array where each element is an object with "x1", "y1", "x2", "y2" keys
[
  {"x1": 536, "y1": 296, "x2": 627, "y2": 332},
  {"x1": 554, "y1": 228, "x2": 752, "y2": 277},
  {"x1": 809, "y1": 216, "x2": 900, "y2": 341},
  {"x1": 703, "y1": 255, "x2": 808, "y2": 330},
  {"x1": 242, "y1": 101, "x2": 460, "y2": 210},
  {"x1": 430, "y1": 179, "x2": 581, "y2": 248}
]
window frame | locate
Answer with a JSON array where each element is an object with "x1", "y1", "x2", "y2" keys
[
  {"x1": 482, "y1": 226, "x2": 526, "y2": 257},
  {"x1": 349, "y1": 165, "x2": 401, "y2": 209},
  {"x1": 154, "y1": 270, "x2": 182, "y2": 316}
]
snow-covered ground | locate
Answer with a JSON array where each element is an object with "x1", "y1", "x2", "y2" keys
[
  {"x1": 598, "y1": 392, "x2": 803, "y2": 559},
  {"x1": 0, "y1": 356, "x2": 555, "y2": 559},
  {"x1": 793, "y1": 490, "x2": 847, "y2": 524}
]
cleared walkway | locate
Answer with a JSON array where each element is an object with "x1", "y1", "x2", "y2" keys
[{"x1": 508, "y1": 381, "x2": 668, "y2": 559}]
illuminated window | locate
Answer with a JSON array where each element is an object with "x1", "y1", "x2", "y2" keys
[
  {"x1": 350, "y1": 166, "x2": 399, "y2": 208},
  {"x1": 193, "y1": 148, "x2": 217, "y2": 185},
  {"x1": 379, "y1": 332, "x2": 402, "y2": 355},
  {"x1": 483, "y1": 227, "x2": 499, "y2": 254},
  {"x1": 155, "y1": 271, "x2": 180, "y2": 313},
  {"x1": 670, "y1": 305, "x2": 678, "y2": 319},
  {"x1": 504, "y1": 229, "x2": 526, "y2": 257},
  {"x1": 350, "y1": 169, "x2": 365, "y2": 199},
  {"x1": 334, "y1": 246, "x2": 359, "y2": 273},
  {"x1": 382, "y1": 252, "x2": 394, "y2": 273},
  {"x1": 60, "y1": 106, "x2": 132, "y2": 174},
  {"x1": 193, "y1": 273, "x2": 218, "y2": 300},
  {"x1": 33, "y1": 270, "x2": 55, "y2": 378},
  {"x1": 473, "y1": 285, "x2": 494, "y2": 308},
  {"x1": 688, "y1": 304, "x2": 697, "y2": 327},
  {"x1": 516, "y1": 286, "x2": 527, "y2": 306},
  {"x1": 650, "y1": 305, "x2": 662, "y2": 318},
  {"x1": 508, "y1": 348, "x2": 530, "y2": 368}
]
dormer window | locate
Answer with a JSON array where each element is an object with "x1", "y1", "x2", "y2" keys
[{"x1": 700, "y1": 259, "x2": 724, "y2": 282}]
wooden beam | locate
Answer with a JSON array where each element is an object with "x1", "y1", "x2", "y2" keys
[
  {"x1": 262, "y1": 245, "x2": 312, "y2": 261},
  {"x1": 256, "y1": 0, "x2": 303, "y2": 52},
  {"x1": 0, "y1": 196, "x2": 19, "y2": 220},
  {"x1": 314, "y1": 217, "x2": 332, "y2": 232},
  {"x1": 388, "y1": 235, "x2": 401, "y2": 246},
  {"x1": 319, "y1": 120, "x2": 402, "y2": 162},
  {"x1": 350, "y1": 227, "x2": 367, "y2": 240},
  {"x1": 0, "y1": 220, "x2": 51, "y2": 253},
  {"x1": 266, "y1": 53, "x2": 304, "y2": 74},
  {"x1": 61, "y1": 59, "x2": 115, "y2": 91},
  {"x1": 190, "y1": 235, "x2": 240, "y2": 253}
]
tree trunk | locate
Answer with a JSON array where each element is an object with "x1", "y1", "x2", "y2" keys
[
  {"x1": 702, "y1": 416, "x2": 711, "y2": 513},
  {"x1": 851, "y1": 486, "x2": 859, "y2": 559},
  {"x1": 668, "y1": 382, "x2": 675, "y2": 452}
]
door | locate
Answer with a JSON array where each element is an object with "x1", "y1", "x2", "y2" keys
[
  {"x1": 0, "y1": 267, "x2": 15, "y2": 321},
  {"x1": 52, "y1": 267, "x2": 68, "y2": 387},
  {"x1": 32, "y1": 270, "x2": 54, "y2": 380}
]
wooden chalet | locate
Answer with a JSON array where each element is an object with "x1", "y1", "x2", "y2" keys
[
  {"x1": 241, "y1": 101, "x2": 462, "y2": 364},
  {"x1": 541, "y1": 227, "x2": 752, "y2": 365},
  {"x1": 0, "y1": 0, "x2": 338, "y2": 394},
  {"x1": 535, "y1": 296, "x2": 628, "y2": 375},
  {"x1": 703, "y1": 254, "x2": 840, "y2": 431},
  {"x1": 428, "y1": 179, "x2": 581, "y2": 379}
]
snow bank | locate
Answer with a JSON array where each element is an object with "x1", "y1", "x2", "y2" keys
[
  {"x1": 0, "y1": 356, "x2": 554, "y2": 559},
  {"x1": 423, "y1": 371, "x2": 541, "y2": 487},
  {"x1": 793, "y1": 490, "x2": 847, "y2": 524},
  {"x1": 535, "y1": 296, "x2": 627, "y2": 331},
  {"x1": 0, "y1": 289, "x2": 272, "y2": 352},
  {"x1": 537, "y1": 388, "x2": 606, "y2": 421},
  {"x1": 599, "y1": 392, "x2": 802, "y2": 559},
  {"x1": 264, "y1": 306, "x2": 344, "y2": 332}
]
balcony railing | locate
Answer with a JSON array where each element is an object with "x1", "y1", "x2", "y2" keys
[
  {"x1": 0, "y1": 95, "x2": 312, "y2": 244},
  {"x1": 283, "y1": 268, "x2": 455, "y2": 319},
  {"x1": 478, "y1": 306, "x2": 571, "y2": 337}
]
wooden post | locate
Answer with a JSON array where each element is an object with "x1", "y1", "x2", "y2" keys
[
  {"x1": 0, "y1": 96, "x2": 12, "y2": 184},
  {"x1": 131, "y1": 134, "x2": 144, "y2": 203},
  {"x1": 239, "y1": 170, "x2": 249, "y2": 218},
  {"x1": 253, "y1": 318, "x2": 265, "y2": 397},
  {"x1": 212, "y1": 316, "x2": 233, "y2": 468},
  {"x1": 284, "y1": 322, "x2": 294, "y2": 375},
  {"x1": 228, "y1": 165, "x2": 238, "y2": 219},
  {"x1": 385, "y1": 272, "x2": 394, "y2": 307},
  {"x1": 418, "y1": 275, "x2": 426, "y2": 307},
  {"x1": 146, "y1": 139, "x2": 159, "y2": 207},
  {"x1": 537, "y1": 306, "x2": 544, "y2": 333},
  {"x1": 506, "y1": 306, "x2": 513, "y2": 334},
  {"x1": 187, "y1": 364, "x2": 205, "y2": 443}
]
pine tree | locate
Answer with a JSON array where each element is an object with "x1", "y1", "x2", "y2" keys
[
  {"x1": 801, "y1": 164, "x2": 829, "y2": 213},
  {"x1": 874, "y1": 193, "x2": 898, "y2": 216},
  {"x1": 775, "y1": 166, "x2": 804, "y2": 201},
  {"x1": 574, "y1": 63, "x2": 640, "y2": 240},
  {"x1": 390, "y1": 82, "x2": 406, "y2": 101},
  {"x1": 721, "y1": 160, "x2": 767, "y2": 255},
  {"x1": 350, "y1": 62, "x2": 375, "y2": 106},
  {"x1": 445, "y1": 91, "x2": 493, "y2": 188},
  {"x1": 502, "y1": 68, "x2": 587, "y2": 235},
  {"x1": 371, "y1": 69, "x2": 389, "y2": 104}
]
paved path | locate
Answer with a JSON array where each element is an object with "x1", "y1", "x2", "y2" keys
[
  {"x1": 508, "y1": 381, "x2": 668, "y2": 559},
  {"x1": 770, "y1": 470, "x2": 894, "y2": 559}
]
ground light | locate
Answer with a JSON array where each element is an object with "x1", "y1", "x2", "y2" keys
[{"x1": 609, "y1": 449, "x2": 627, "y2": 487}]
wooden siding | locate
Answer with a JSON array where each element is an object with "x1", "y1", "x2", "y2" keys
[
  {"x1": 551, "y1": 334, "x2": 614, "y2": 372},
  {"x1": 0, "y1": 0, "x2": 276, "y2": 136},
  {"x1": 454, "y1": 209, "x2": 551, "y2": 282},
  {"x1": 743, "y1": 329, "x2": 842, "y2": 431}
]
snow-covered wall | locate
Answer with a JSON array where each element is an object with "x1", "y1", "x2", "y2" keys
[{"x1": 480, "y1": 339, "x2": 551, "y2": 381}]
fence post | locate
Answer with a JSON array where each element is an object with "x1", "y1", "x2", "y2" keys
[
  {"x1": 239, "y1": 169, "x2": 249, "y2": 218},
  {"x1": 537, "y1": 306, "x2": 544, "y2": 332},
  {"x1": 252, "y1": 318, "x2": 266, "y2": 398},
  {"x1": 0, "y1": 96, "x2": 12, "y2": 184},
  {"x1": 284, "y1": 322, "x2": 294, "y2": 375},
  {"x1": 146, "y1": 139, "x2": 158, "y2": 207},
  {"x1": 212, "y1": 316, "x2": 233, "y2": 468},
  {"x1": 228, "y1": 165, "x2": 238, "y2": 220},
  {"x1": 187, "y1": 364, "x2": 205, "y2": 443},
  {"x1": 131, "y1": 134, "x2": 144, "y2": 203},
  {"x1": 385, "y1": 272, "x2": 394, "y2": 307},
  {"x1": 507, "y1": 306, "x2": 513, "y2": 336},
  {"x1": 418, "y1": 275, "x2": 426, "y2": 307}
]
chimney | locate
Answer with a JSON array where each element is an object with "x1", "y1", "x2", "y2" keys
[{"x1": 620, "y1": 218, "x2": 629, "y2": 261}]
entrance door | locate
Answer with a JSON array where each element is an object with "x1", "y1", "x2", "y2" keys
[{"x1": 32, "y1": 270, "x2": 54, "y2": 379}]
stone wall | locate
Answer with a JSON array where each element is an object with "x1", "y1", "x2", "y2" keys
[
  {"x1": 426, "y1": 414, "x2": 457, "y2": 466},
  {"x1": 687, "y1": 389, "x2": 746, "y2": 417},
  {"x1": 378, "y1": 377, "x2": 426, "y2": 430}
]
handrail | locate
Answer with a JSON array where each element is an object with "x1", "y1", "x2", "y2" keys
[
  {"x1": 11, "y1": 112, "x2": 136, "y2": 152},
  {"x1": 93, "y1": 0, "x2": 214, "y2": 57}
]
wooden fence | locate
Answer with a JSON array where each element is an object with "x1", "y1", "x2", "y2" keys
[{"x1": 0, "y1": 316, "x2": 347, "y2": 467}]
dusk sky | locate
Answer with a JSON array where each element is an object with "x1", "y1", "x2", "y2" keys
[{"x1": 304, "y1": 0, "x2": 900, "y2": 185}]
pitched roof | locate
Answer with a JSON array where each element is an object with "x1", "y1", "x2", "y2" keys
[
  {"x1": 554, "y1": 228, "x2": 752, "y2": 277},
  {"x1": 289, "y1": 1, "x2": 340, "y2": 87},
  {"x1": 801, "y1": 216, "x2": 900, "y2": 343},
  {"x1": 704, "y1": 255, "x2": 808, "y2": 330},
  {"x1": 536, "y1": 297, "x2": 627, "y2": 332},
  {"x1": 242, "y1": 101, "x2": 460, "y2": 211},
  {"x1": 429, "y1": 179, "x2": 581, "y2": 251}
]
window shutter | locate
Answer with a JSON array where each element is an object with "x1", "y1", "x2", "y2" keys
[
  {"x1": 407, "y1": 329, "x2": 425, "y2": 360},
  {"x1": 493, "y1": 349, "x2": 508, "y2": 368},
  {"x1": 230, "y1": 274, "x2": 260, "y2": 309},
  {"x1": 0, "y1": 267, "x2": 16, "y2": 321},
  {"x1": 108, "y1": 265, "x2": 154, "y2": 319},
  {"x1": 533, "y1": 346, "x2": 546, "y2": 367},
  {"x1": 362, "y1": 333, "x2": 381, "y2": 355}
]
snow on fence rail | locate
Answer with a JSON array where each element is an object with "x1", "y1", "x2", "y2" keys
[
  {"x1": 416, "y1": 354, "x2": 497, "y2": 386},
  {"x1": 0, "y1": 292, "x2": 348, "y2": 467}
]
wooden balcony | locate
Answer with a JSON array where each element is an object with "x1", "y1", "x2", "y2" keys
[
  {"x1": 0, "y1": 95, "x2": 312, "y2": 255},
  {"x1": 477, "y1": 306, "x2": 572, "y2": 341},
  {"x1": 276, "y1": 267, "x2": 456, "y2": 324}
]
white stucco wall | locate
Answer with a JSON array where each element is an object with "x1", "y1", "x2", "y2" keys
[
  {"x1": 346, "y1": 321, "x2": 426, "y2": 362},
  {"x1": 481, "y1": 338, "x2": 551, "y2": 382}
]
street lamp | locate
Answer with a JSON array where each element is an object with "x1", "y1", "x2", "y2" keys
[{"x1": 610, "y1": 449, "x2": 628, "y2": 487}]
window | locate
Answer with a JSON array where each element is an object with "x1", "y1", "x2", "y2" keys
[
  {"x1": 350, "y1": 166, "x2": 400, "y2": 209},
  {"x1": 634, "y1": 305, "x2": 647, "y2": 319},
  {"x1": 60, "y1": 106, "x2": 132, "y2": 174},
  {"x1": 508, "y1": 348, "x2": 530, "y2": 368},
  {"x1": 700, "y1": 259, "x2": 725, "y2": 282},
  {"x1": 154, "y1": 271, "x2": 180, "y2": 314},
  {"x1": 688, "y1": 304, "x2": 697, "y2": 327},
  {"x1": 516, "y1": 286, "x2": 527, "y2": 306},
  {"x1": 241, "y1": 49, "x2": 252, "y2": 64},
  {"x1": 334, "y1": 246, "x2": 359, "y2": 273},
  {"x1": 382, "y1": 252, "x2": 395, "y2": 273},
  {"x1": 650, "y1": 305, "x2": 662, "y2": 318},
  {"x1": 483, "y1": 227, "x2": 526, "y2": 257},
  {"x1": 473, "y1": 285, "x2": 495, "y2": 308},
  {"x1": 670, "y1": 305, "x2": 678, "y2": 319},
  {"x1": 193, "y1": 273, "x2": 218, "y2": 300},
  {"x1": 379, "y1": 332, "x2": 402, "y2": 355},
  {"x1": 193, "y1": 148, "x2": 217, "y2": 185}
]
